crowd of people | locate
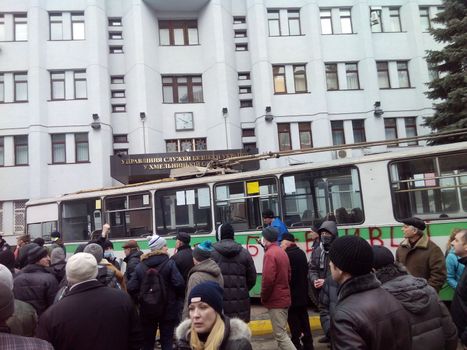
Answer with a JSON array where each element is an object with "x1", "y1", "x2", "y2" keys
[{"x1": 0, "y1": 211, "x2": 466, "y2": 350}]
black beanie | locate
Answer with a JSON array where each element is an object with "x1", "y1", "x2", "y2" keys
[
  {"x1": 262, "y1": 227, "x2": 278, "y2": 243},
  {"x1": 27, "y1": 244, "x2": 48, "y2": 264},
  {"x1": 188, "y1": 281, "x2": 224, "y2": 315},
  {"x1": 176, "y1": 232, "x2": 191, "y2": 245},
  {"x1": 372, "y1": 246, "x2": 395, "y2": 270},
  {"x1": 218, "y1": 223, "x2": 234, "y2": 241},
  {"x1": 329, "y1": 235, "x2": 373, "y2": 276}
]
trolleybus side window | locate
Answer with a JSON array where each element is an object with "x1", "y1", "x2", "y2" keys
[
  {"x1": 281, "y1": 167, "x2": 364, "y2": 227},
  {"x1": 61, "y1": 198, "x2": 101, "y2": 241},
  {"x1": 154, "y1": 186, "x2": 212, "y2": 236},
  {"x1": 214, "y1": 177, "x2": 279, "y2": 232},
  {"x1": 105, "y1": 192, "x2": 152, "y2": 238},
  {"x1": 390, "y1": 152, "x2": 467, "y2": 220},
  {"x1": 27, "y1": 221, "x2": 57, "y2": 240}
]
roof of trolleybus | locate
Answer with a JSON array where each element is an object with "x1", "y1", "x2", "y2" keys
[{"x1": 26, "y1": 141, "x2": 467, "y2": 207}]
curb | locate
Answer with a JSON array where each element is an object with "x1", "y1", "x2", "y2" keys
[{"x1": 249, "y1": 316, "x2": 321, "y2": 336}]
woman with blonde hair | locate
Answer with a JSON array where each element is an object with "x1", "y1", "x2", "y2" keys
[{"x1": 175, "y1": 281, "x2": 252, "y2": 350}]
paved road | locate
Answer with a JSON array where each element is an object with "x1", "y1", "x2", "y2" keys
[{"x1": 251, "y1": 329, "x2": 329, "y2": 350}]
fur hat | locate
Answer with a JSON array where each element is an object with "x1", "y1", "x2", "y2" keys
[
  {"x1": 176, "y1": 232, "x2": 191, "y2": 245},
  {"x1": 188, "y1": 281, "x2": 224, "y2": 315},
  {"x1": 217, "y1": 223, "x2": 234, "y2": 241},
  {"x1": 401, "y1": 217, "x2": 426, "y2": 231},
  {"x1": 66, "y1": 252, "x2": 98, "y2": 285},
  {"x1": 83, "y1": 243, "x2": 103, "y2": 263},
  {"x1": 148, "y1": 234, "x2": 166, "y2": 251},
  {"x1": 0, "y1": 264, "x2": 13, "y2": 290},
  {"x1": 329, "y1": 235, "x2": 373, "y2": 276},
  {"x1": 27, "y1": 244, "x2": 48, "y2": 264},
  {"x1": 372, "y1": 246, "x2": 395, "y2": 270},
  {"x1": 51, "y1": 247, "x2": 66, "y2": 265},
  {"x1": 262, "y1": 227, "x2": 278, "y2": 243},
  {"x1": 193, "y1": 240, "x2": 213, "y2": 262},
  {"x1": 0, "y1": 282, "x2": 14, "y2": 322}
]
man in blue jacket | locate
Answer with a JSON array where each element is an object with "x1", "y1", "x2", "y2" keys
[{"x1": 262, "y1": 209, "x2": 288, "y2": 243}]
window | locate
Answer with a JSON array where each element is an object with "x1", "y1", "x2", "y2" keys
[
  {"x1": 299, "y1": 122, "x2": 312, "y2": 149},
  {"x1": 50, "y1": 71, "x2": 65, "y2": 100},
  {"x1": 278, "y1": 123, "x2": 291, "y2": 151},
  {"x1": 51, "y1": 134, "x2": 66, "y2": 164},
  {"x1": 235, "y1": 43, "x2": 248, "y2": 51},
  {"x1": 239, "y1": 86, "x2": 251, "y2": 94},
  {"x1": 14, "y1": 200, "x2": 27, "y2": 234},
  {"x1": 273, "y1": 65, "x2": 286, "y2": 93},
  {"x1": 14, "y1": 135, "x2": 28, "y2": 165},
  {"x1": 370, "y1": 9, "x2": 382, "y2": 32},
  {"x1": 49, "y1": 13, "x2": 63, "y2": 40},
  {"x1": 390, "y1": 153, "x2": 467, "y2": 220},
  {"x1": 352, "y1": 120, "x2": 366, "y2": 143},
  {"x1": 159, "y1": 20, "x2": 198, "y2": 46},
  {"x1": 74, "y1": 70, "x2": 87, "y2": 99},
  {"x1": 162, "y1": 75, "x2": 203, "y2": 103},
  {"x1": 108, "y1": 18, "x2": 122, "y2": 27},
  {"x1": 111, "y1": 76, "x2": 124, "y2": 84},
  {"x1": 405, "y1": 117, "x2": 418, "y2": 145},
  {"x1": 242, "y1": 128, "x2": 255, "y2": 137},
  {"x1": 0, "y1": 15, "x2": 5, "y2": 41},
  {"x1": 14, "y1": 73, "x2": 28, "y2": 102},
  {"x1": 419, "y1": 7, "x2": 431, "y2": 31},
  {"x1": 155, "y1": 186, "x2": 212, "y2": 235},
  {"x1": 325, "y1": 64, "x2": 338, "y2": 90},
  {"x1": 215, "y1": 178, "x2": 279, "y2": 232},
  {"x1": 114, "y1": 149, "x2": 128, "y2": 156},
  {"x1": 14, "y1": 14, "x2": 27, "y2": 41},
  {"x1": 0, "y1": 137, "x2": 4, "y2": 166},
  {"x1": 288, "y1": 10, "x2": 301, "y2": 35},
  {"x1": 320, "y1": 9, "x2": 333, "y2": 34},
  {"x1": 71, "y1": 12, "x2": 85, "y2": 40},
  {"x1": 109, "y1": 31, "x2": 123, "y2": 40},
  {"x1": 165, "y1": 138, "x2": 207, "y2": 152},
  {"x1": 384, "y1": 118, "x2": 398, "y2": 142},
  {"x1": 113, "y1": 134, "x2": 128, "y2": 143},
  {"x1": 111, "y1": 90, "x2": 125, "y2": 98},
  {"x1": 331, "y1": 121, "x2": 345, "y2": 145},
  {"x1": 238, "y1": 72, "x2": 250, "y2": 80},
  {"x1": 345, "y1": 63, "x2": 360, "y2": 89},
  {"x1": 397, "y1": 61, "x2": 410, "y2": 88},
  {"x1": 281, "y1": 167, "x2": 363, "y2": 227},
  {"x1": 75, "y1": 133, "x2": 89, "y2": 162},
  {"x1": 389, "y1": 8, "x2": 401, "y2": 32},
  {"x1": 293, "y1": 65, "x2": 307, "y2": 93},
  {"x1": 268, "y1": 10, "x2": 280, "y2": 36},
  {"x1": 243, "y1": 142, "x2": 256, "y2": 151},
  {"x1": 234, "y1": 30, "x2": 247, "y2": 38},
  {"x1": 340, "y1": 9, "x2": 353, "y2": 33},
  {"x1": 377, "y1": 62, "x2": 390, "y2": 88},
  {"x1": 240, "y1": 99, "x2": 253, "y2": 108},
  {"x1": 112, "y1": 104, "x2": 126, "y2": 112},
  {"x1": 0, "y1": 74, "x2": 4, "y2": 103},
  {"x1": 109, "y1": 45, "x2": 123, "y2": 54},
  {"x1": 427, "y1": 63, "x2": 439, "y2": 81},
  {"x1": 233, "y1": 16, "x2": 246, "y2": 24}
]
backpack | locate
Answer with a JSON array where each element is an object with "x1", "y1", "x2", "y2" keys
[
  {"x1": 97, "y1": 265, "x2": 121, "y2": 290},
  {"x1": 138, "y1": 259, "x2": 169, "y2": 320}
]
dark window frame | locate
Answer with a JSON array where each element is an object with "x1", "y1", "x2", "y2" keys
[
  {"x1": 109, "y1": 31, "x2": 123, "y2": 40},
  {"x1": 112, "y1": 104, "x2": 126, "y2": 113},
  {"x1": 113, "y1": 134, "x2": 128, "y2": 143},
  {"x1": 267, "y1": 10, "x2": 281, "y2": 36},
  {"x1": 377, "y1": 61, "x2": 391, "y2": 88},
  {"x1": 325, "y1": 63, "x2": 339, "y2": 90},
  {"x1": 238, "y1": 72, "x2": 250, "y2": 80},
  {"x1": 158, "y1": 20, "x2": 199, "y2": 46},
  {"x1": 287, "y1": 9, "x2": 302, "y2": 36},
  {"x1": 242, "y1": 128, "x2": 255, "y2": 137},
  {"x1": 51, "y1": 133, "x2": 66, "y2": 164},
  {"x1": 110, "y1": 75, "x2": 125, "y2": 84},
  {"x1": 352, "y1": 119, "x2": 366, "y2": 143},
  {"x1": 345, "y1": 62, "x2": 360, "y2": 90},
  {"x1": 299, "y1": 122, "x2": 312, "y2": 149},
  {"x1": 233, "y1": 16, "x2": 246, "y2": 24},
  {"x1": 273, "y1": 65, "x2": 287, "y2": 94},
  {"x1": 240, "y1": 99, "x2": 253, "y2": 108},
  {"x1": 162, "y1": 75, "x2": 203, "y2": 104},
  {"x1": 397, "y1": 61, "x2": 411, "y2": 88},
  {"x1": 13, "y1": 14, "x2": 27, "y2": 41},
  {"x1": 73, "y1": 70, "x2": 87, "y2": 99},
  {"x1": 74, "y1": 133, "x2": 89, "y2": 163},
  {"x1": 71, "y1": 12, "x2": 85, "y2": 40},
  {"x1": 320, "y1": 9, "x2": 333, "y2": 34},
  {"x1": 14, "y1": 135, "x2": 28, "y2": 166},
  {"x1": 389, "y1": 7, "x2": 402, "y2": 32},
  {"x1": 50, "y1": 71, "x2": 66, "y2": 100},
  {"x1": 384, "y1": 118, "x2": 398, "y2": 145},
  {"x1": 49, "y1": 12, "x2": 63, "y2": 40},
  {"x1": 108, "y1": 18, "x2": 122, "y2": 27},
  {"x1": 109, "y1": 45, "x2": 124, "y2": 54},
  {"x1": 111, "y1": 90, "x2": 125, "y2": 98},
  {"x1": 293, "y1": 64, "x2": 307, "y2": 93},
  {"x1": 278, "y1": 123, "x2": 292, "y2": 151},
  {"x1": 331, "y1": 120, "x2": 345, "y2": 145},
  {"x1": 14, "y1": 72, "x2": 28, "y2": 102}
]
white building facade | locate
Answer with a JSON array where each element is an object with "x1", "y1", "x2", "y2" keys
[{"x1": 0, "y1": 0, "x2": 443, "y2": 237}]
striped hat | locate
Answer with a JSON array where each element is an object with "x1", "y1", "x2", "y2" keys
[{"x1": 148, "y1": 234, "x2": 166, "y2": 251}]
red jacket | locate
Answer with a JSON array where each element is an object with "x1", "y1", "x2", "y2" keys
[{"x1": 261, "y1": 244, "x2": 291, "y2": 309}]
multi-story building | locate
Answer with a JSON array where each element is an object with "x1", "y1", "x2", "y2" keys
[{"x1": 0, "y1": 0, "x2": 444, "y2": 237}]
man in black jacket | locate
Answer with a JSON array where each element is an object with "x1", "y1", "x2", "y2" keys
[
  {"x1": 329, "y1": 235, "x2": 412, "y2": 350},
  {"x1": 451, "y1": 229, "x2": 467, "y2": 348},
  {"x1": 281, "y1": 233, "x2": 313, "y2": 350},
  {"x1": 171, "y1": 232, "x2": 194, "y2": 284},
  {"x1": 36, "y1": 252, "x2": 143, "y2": 350},
  {"x1": 211, "y1": 223, "x2": 257, "y2": 322}
]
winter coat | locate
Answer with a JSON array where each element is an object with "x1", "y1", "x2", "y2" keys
[
  {"x1": 451, "y1": 256, "x2": 467, "y2": 346},
  {"x1": 123, "y1": 250, "x2": 143, "y2": 283},
  {"x1": 396, "y1": 234, "x2": 446, "y2": 292},
  {"x1": 100, "y1": 259, "x2": 126, "y2": 291},
  {"x1": 127, "y1": 251, "x2": 185, "y2": 321},
  {"x1": 49, "y1": 261, "x2": 66, "y2": 284},
  {"x1": 182, "y1": 258, "x2": 224, "y2": 319},
  {"x1": 171, "y1": 244, "x2": 194, "y2": 283},
  {"x1": 13, "y1": 264, "x2": 59, "y2": 316},
  {"x1": 211, "y1": 239, "x2": 257, "y2": 322},
  {"x1": 261, "y1": 243, "x2": 291, "y2": 309},
  {"x1": 175, "y1": 317, "x2": 252, "y2": 350},
  {"x1": 6, "y1": 299, "x2": 38, "y2": 337},
  {"x1": 0, "y1": 333, "x2": 54, "y2": 350},
  {"x1": 270, "y1": 217, "x2": 289, "y2": 242},
  {"x1": 15, "y1": 243, "x2": 34, "y2": 269},
  {"x1": 377, "y1": 265, "x2": 457, "y2": 350},
  {"x1": 446, "y1": 249, "x2": 464, "y2": 289},
  {"x1": 36, "y1": 280, "x2": 143, "y2": 350},
  {"x1": 318, "y1": 275, "x2": 339, "y2": 338},
  {"x1": 285, "y1": 244, "x2": 309, "y2": 307},
  {"x1": 331, "y1": 273, "x2": 412, "y2": 350}
]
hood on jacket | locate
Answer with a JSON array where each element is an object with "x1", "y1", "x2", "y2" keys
[
  {"x1": 213, "y1": 239, "x2": 243, "y2": 258},
  {"x1": 189, "y1": 258, "x2": 222, "y2": 279},
  {"x1": 175, "y1": 317, "x2": 251, "y2": 342},
  {"x1": 140, "y1": 251, "x2": 169, "y2": 267},
  {"x1": 381, "y1": 274, "x2": 435, "y2": 315},
  {"x1": 318, "y1": 221, "x2": 338, "y2": 237}
]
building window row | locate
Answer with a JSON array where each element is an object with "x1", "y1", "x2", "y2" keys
[
  {"x1": 268, "y1": 9, "x2": 301, "y2": 37},
  {"x1": 0, "y1": 72, "x2": 28, "y2": 103},
  {"x1": 49, "y1": 12, "x2": 85, "y2": 41},
  {"x1": 277, "y1": 122, "x2": 313, "y2": 151},
  {"x1": 419, "y1": 6, "x2": 444, "y2": 32},
  {"x1": 162, "y1": 75, "x2": 203, "y2": 104},
  {"x1": 111, "y1": 75, "x2": 126, "y2": 113},
  {"x1": 0, "y1": 13, "x2": 27, "y2": 41},
  {"x1": 273, "y1": 64, "x2": 307, "y2": 94},
  {"x1": 377, "y1": 61, "x2": 410, "y2": 89},
  {"x1": 385, "y1": 117, "x2": 418, "y2": 146},
  {"x1": 320, "y1": 8, "x2": 353, "y2": 34},
  {"x1": 51, "y1": 133, "x2": 89, "y2": 164},
  {"x1": 325, "y1": 62, "x2": 360, "y2": 90},
  {"x1": 0, "y1": 135, "x2": 28, "y2": 166},
  {"x1": 50, "y1": 70, "x2": 87, "y2": 100},
  {"x1": 159, "y1": 20, "x2": 199, "y2": 46},
  {"x1": 370, "y1": 6, "x2": 401, "y2": 33},
  {"x1": 108, "y1": 17, "x2": 123, "y2": 53},
  {"x1": 166, "y1": 138, "x2": 207, "y2": 152}
]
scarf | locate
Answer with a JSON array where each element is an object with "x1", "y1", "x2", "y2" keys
[{"x1": 190, "y1": 314, "x2": 225, "y2": 350}]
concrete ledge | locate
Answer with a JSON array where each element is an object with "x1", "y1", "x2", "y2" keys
[{"x1": 249, "y1": 316, "x2": 321, "y2": 336}]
